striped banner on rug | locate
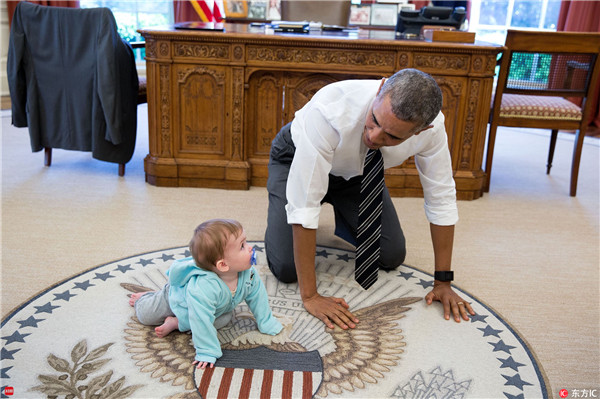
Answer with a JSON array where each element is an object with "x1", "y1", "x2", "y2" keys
[
  {"x1": 198, "y1": 367, "x2": 320, "y2": 398},
  {"x1": 194, "y1": 347, "x2": 323, "y2": 399}
]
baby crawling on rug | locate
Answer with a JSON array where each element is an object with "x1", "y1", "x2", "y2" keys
[{"x1": 128, "y1": 218, "x2": 282, "y2": 369}]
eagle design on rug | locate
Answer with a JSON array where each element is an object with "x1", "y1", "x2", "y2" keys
[{"x1": 122, "y1": 281, "x2": 420, "y2": 398}]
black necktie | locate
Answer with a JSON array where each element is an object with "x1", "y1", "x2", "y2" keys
[{"x1": 355, "y1": 149, "x2": 384, "y2": 289}]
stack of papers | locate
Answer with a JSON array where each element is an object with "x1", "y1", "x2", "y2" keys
[{"x1": 271, "y1": 20, "x2": 310, "y2": 33}]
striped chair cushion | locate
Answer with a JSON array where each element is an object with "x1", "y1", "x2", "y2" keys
[{"x1": 498, "y1": 94, "x2": 582, "y2": 120}]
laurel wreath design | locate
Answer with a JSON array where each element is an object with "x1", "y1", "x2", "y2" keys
[{"x1": 31, "y1": 339, "x2": 142, "y2": 399}]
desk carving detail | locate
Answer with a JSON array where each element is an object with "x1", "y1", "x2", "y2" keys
[
  {"x1": 414, "y1": 54, "x2": 469, "y2": 71},
  {"x1": 174, "y1": 43, "x2": 229, "y2": 59},
  {"x1": 461, "y1": 79, "x2": 481, "y2": 169},
  {"x1": 178, "y1": 66, "x2": 225, "y2": 83},
  {"x1": 232, "y1": 67, "x2": 244, "y2": 160},
  {"x1": 247, "y1": 47, "x2": 395, "y2": 68},
  {"x1": 159, "y1": 64, "x2": 171, "y2": 158}
]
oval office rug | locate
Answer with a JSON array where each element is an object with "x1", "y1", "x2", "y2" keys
[{"x1": 1, "y1": 243, "x2": 550, "y2": 399}]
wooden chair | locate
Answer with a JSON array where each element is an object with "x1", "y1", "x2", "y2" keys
[{"x1": 484, "y1": 29, "x2": 600, "y2": 196}]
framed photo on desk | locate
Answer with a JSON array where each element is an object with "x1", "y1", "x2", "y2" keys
[
  {"x1": 247, "y1": 1, "x2": 267, "y2": 19},
  {"x1": 349, "y1": 4, "x2": 371, "y2": 26},
  {"x1": 224, "y1": 0, "x2": 248, "y2": 18},
  {"x1": 370, "y1": 3, "x2": 398, "y2": 26}
]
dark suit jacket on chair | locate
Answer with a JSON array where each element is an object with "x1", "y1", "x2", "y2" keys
[{"x1": 7, "y1": 2, "x2": 139, "y2": 165}]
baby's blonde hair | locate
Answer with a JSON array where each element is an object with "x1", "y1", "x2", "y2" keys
[{"x1": 189, "y1": 219, "x2": 243, "y2": 271}]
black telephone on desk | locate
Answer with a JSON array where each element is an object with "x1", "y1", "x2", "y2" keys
[{"x1": 395, "y1": 6, "x2": 466, "y2": 38}]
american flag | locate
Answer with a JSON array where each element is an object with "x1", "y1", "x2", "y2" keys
[{"x1": 174, "y1": 0, "x2": 225, "y2": 23}]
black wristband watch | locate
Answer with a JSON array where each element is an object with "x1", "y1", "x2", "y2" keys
[{"x1": 434, "y1": 270, "x2": 454, "y2": 282}]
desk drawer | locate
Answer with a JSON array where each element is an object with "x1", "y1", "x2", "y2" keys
[
  {"x1": 172, "y1": 41, "x2": 232, "y2": 62},
  {"x1": 246, "y1": 45, "x2": 395, "y2": 73}
]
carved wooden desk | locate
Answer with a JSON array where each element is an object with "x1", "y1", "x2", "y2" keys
[{"x1": 140, "y1": 25, "x2": 502, "y2": 200}]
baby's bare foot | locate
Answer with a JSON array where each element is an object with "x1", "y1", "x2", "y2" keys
[
  {"x1": 155, "y1": 316, "x2": 179, "y2": 338},
  {"x1": 128, "y1": 292, "x2": 148, "y2": 307}
]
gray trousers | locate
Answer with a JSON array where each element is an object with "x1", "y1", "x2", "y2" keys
[
  {"x1": 264, "y1": 123, "x2": 406, "y2": 284},
  {"x1": 134, "y1": 284, "x2": 174, "y2": 325},
  {"x1": 134, "y1": 284, "x2": 232, "y2": 328}
]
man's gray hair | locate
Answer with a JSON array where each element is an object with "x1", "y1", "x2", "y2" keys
[{"x1": 379, "y1": 68, "x2": 443, "y2": 132}]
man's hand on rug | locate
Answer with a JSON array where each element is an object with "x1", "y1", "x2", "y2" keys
[
  {"x1": 425, "y1": 282, "x2": 475, "y2": 322},
  {"x1": 303, "y1": 293, "x2": 359, "y2": 330},
  {"x1": 193, "y1": 360, "x2": 214, "y2": 370}
]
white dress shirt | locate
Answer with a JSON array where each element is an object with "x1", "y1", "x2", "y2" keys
[{"x1": 287, "y1": 79, "x2": 458, "y2": 229}]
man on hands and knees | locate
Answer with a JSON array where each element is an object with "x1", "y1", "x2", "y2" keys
[{"x1": 265, "y1": 68, "x2": 475, "y2": 329}]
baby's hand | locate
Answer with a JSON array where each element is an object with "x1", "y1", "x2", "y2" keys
[{"x1": 193, "y1": 360, "x2": 214, "y2": 370}]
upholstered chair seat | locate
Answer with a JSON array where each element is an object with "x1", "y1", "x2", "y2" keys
[{"x1": 498, "y1": 94, "x2": 582, "y2": 121}]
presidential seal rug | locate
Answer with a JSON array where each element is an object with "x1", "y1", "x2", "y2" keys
[{"x1": 1, "y1": 243, "x2": 549, "y2": 399}]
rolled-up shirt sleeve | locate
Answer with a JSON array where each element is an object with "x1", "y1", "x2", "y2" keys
[
  {"x1": 286, "y1": 106, "x2": 339, "y2": 229},
  {"x1": 414, "y1": 114, "x2": 459, "y2": 226}
]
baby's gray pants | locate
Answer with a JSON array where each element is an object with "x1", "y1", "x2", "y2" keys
[{"x1": 134, "y1": 284, "x2": 174, "y2": 325}]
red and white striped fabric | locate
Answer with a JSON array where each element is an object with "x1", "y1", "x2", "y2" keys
[
  {"x1": 187, "y1": 0, "x2": 225, "y2": 22},
  {"x1": 196, "y1": 367, "x2": 321, "y2": 399}
]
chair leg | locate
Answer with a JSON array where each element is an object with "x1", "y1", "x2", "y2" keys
[
  {"x1": 44, "y1": 147, "x2": 52, "y2": 167},
  {"x1": 569, "y1": 128, "x2": 586, "y2": 197},
  {"x1": 546, "y1": 129, "x2": 558, "y2": 175},
  {"x1": 484, "y1": 122, "x2": 499, "y2": 192},
  {"x1": 43, "y1": 148, "x2": 126, "y2": 177}
]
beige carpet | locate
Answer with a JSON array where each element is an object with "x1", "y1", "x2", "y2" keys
[{"x1": 2, "y1": 104, "x2": 599, "y2": 396}]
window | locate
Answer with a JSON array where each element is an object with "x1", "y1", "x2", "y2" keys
[
  {"x1": 469, "y1": 0, "x2": 562, "y2": 45},
  {"x1": 80, "y1": 0, "x2": 174, "y2": 62}
]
